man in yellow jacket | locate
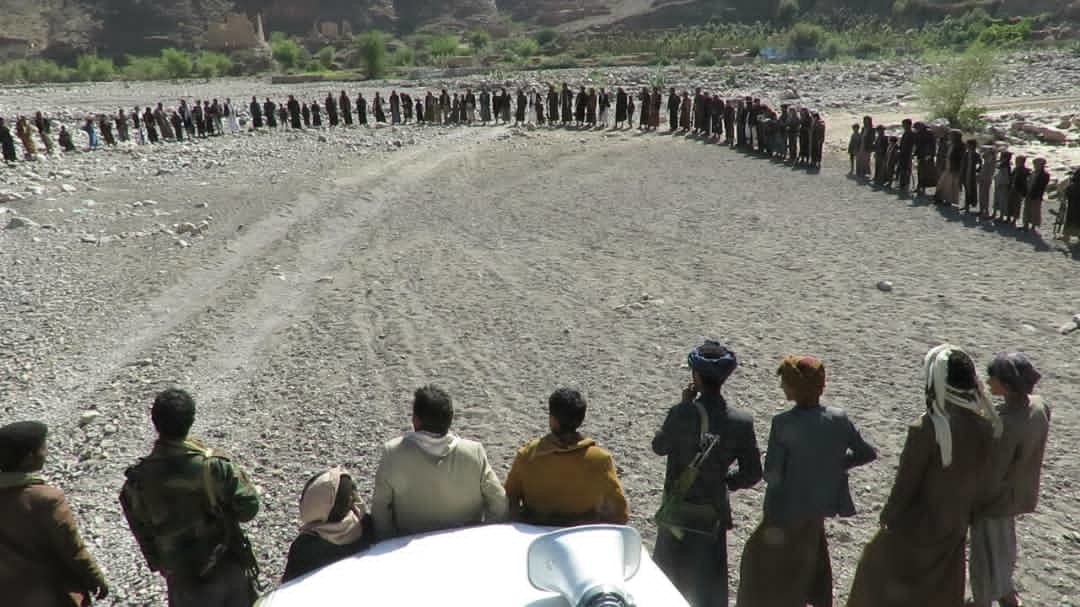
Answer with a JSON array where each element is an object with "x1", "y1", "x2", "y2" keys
[{"x1": 504, "y1": 388, "x2": 629, "y2": 526}]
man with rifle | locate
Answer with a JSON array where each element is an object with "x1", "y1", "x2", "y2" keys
[
  {"x1": 652, "y1": 340, "x2": 762, "y2": 607},
  {"x1": 121, "y1": 389, "x2": 261, "y2": 607}
]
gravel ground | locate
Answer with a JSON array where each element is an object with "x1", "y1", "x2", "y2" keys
[{"x1": 2, "y1": 61, "x2": 1079, "y2": 606}]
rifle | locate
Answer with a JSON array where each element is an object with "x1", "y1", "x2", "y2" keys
[
  {"x1": 201, "y1": 451, "x2": 266, "y2": 596},
  {"x1": 653, "y1": 401, "x2": 723, "y2": 540}
]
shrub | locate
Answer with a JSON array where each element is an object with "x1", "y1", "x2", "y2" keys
[
  {"x1": 354, "y1": 30, "x2": 388, "y2": 79},
  {"x1": 194, "y1": 51, "x2": 232, "y2": 78},
  {"x1": 316, "y1": 46, "x2": 336, "y2": 70},
  {"x1": 508, "y1": 36, "x2": 540, "y2": 57},
  {"x1": 122, "y1": 56, "x2": 168, "y2": 80},
  {"x1": 468, "y1": 30, "x2": 491, "y2": 52},
  {"x1": 776, "y1": 0, "x2": 800, "y2": 25},
  {"x1": 160, "y1": 48, "x2": 193, "y2": 79},
  {"x1": 535, "y1": 28, "x2": 558, "y2": 47},
  {"x1": 540, "y1": 54, "x2": 578, "y2": 69},
  {"x1": 271, "y1": 37, "x2": 303, "y2": 70},
  {"x1": 694, "y1": 50, "x2": 717, "y2": 66},
  {"x1": 75, "y1": 54, "x2": 114, "y2": 81},
  {"x1": 390, "y1": 45, "x2": 415, "y2": 66},
  {"x1": 428, "y1": 34, "x2": 461, "y2": 58},
  {"x1": 820, "y1": 38, "x2": 843, "y2": 59},
  {"x1": 977, "y1": 18, "x2": 1032, "y2": 48},
  {"x1": 919, "y1": 45, "x2": 994, "y2": 129},
  {"x1": 786, "y1": 22, "x2": 825, "y2": 59}
]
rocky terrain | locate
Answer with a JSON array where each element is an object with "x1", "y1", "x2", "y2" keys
[
  {"x1": 2, "y1": 56, "x2": 1079, "y2": 606},
  {"x1": 3, "y1": 0, "x2": 1080, "y2": 59}
]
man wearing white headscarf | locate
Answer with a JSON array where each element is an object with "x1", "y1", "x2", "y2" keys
[{"x1": 847, "y1": 345, "x2": 997, "y2": 607}]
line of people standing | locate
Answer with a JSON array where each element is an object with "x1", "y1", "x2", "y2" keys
[
  {"x1": 847, "y1": 116, "x2": 1080, "y2": 240},
  {"x1": 1, "y1": 338, "x2": 1050, "y2": 607}
]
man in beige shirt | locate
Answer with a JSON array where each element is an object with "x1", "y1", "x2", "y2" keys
[{"x1": 371, "y1": 385, "x2": 507, "y2": 540}]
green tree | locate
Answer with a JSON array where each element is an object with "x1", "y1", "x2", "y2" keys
[
  {"x1": 919, "y1": 45, "x2": 995, "y2": 129},
  {"x1": 272, "y1": 37, "x2": 303, "y2": 70},
  {"x1": 776, "y1": 0, "x2": 800, "y2": 25},
  {"x1": 535, "y1": 28, "x2": 558, "y2": 47},
  {"x1": 429, "y1": 34, "x2": 461, "y2": 58},
  {"x1": 468, "y1": 30, "x2": 491, "y2": 53},
  {"x1": 353, "y1": 30, "x2": 388, "y2": 79},
  {"x1": 316, "y1": 46, "x2": 336, "y2": 70},
  {"x1": 160, "y1": 48, "x2": 193, "y2": 78},
  {"x1": 786, "y1": 22, "x2": 825, "y2": 59},
  {"x1": 75, "y1": 54, "x2": 114, "y2": 81},
  {"x1": 195, "y1": 51, "x2": 232, "y2": 78},
  {"x1": 122, "y1": 56, "x2": 168, "y2": 80}
]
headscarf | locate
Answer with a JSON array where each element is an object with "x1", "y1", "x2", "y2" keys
[
  {"x1": 987, "y1": 351, "x2": 1041, "y2": 395},
  {"x1": 777, "y1": 355, "x2": 826, "y2": 404},
  {"x1": 687, "y1": 340, "x2": 738, "y2": 384},
  {"x1": 299, "y1": 466, "x2": 367, "y2": 546},
  {"x1": 923, "y1": 344, "x2": 1003, "y2": 467},
  {"x1": 0, "y1": 421, "x2": 47, "y2": 472}
]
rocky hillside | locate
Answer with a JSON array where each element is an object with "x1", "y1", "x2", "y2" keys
[{"x1": 1, "y1": 0, "x2": 1077, "y2": 60}]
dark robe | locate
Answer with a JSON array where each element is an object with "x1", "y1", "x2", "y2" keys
[
  {"x1": 561, "y1": 88, "x2": 572, "y2": 124},
  {"x1": 615, "y1": 91, "x2": 628, "y2": 124},
  {"x1": 0, "y1": 125, "x2": 16, "y2": 161},
  {"x1": 301, "y1": 104, "x2": 311, "y2": 128},
  {"x1": 574, "y1": 91, "x2": 586, "y2": 124},
  {"x1": 961, "y1": 147, "x2": 981, "y2": 210},
  {"x1": 847, "y1": 408, "x2": 994, "y2": 607},
  {"x1": 668, "y1": 93, "x2": 679, "y2": 131},
  {"x1": 311, "y1": 102, "x2": 322, "y2": 127},
  {"x1": 480, "y1": 91, "x2": 492, "y2": 123},
  {"x1": 374, "y1": 97, "x2": 386, "y2": 124},
  {"x1": 116, "y1": 113, "x2": 129, "y2": 142},
  {"x1": 58, "y1": 127, "x2": 76, "y2": 152},
  {"x1": 652, "y1": 394, "x2": 763, "y2": 607},
  {"x1": 264, "y1": 102, "x2": 277, "y2": 128},
  {"x1": 356, "y1": 97, "x2": 368, "y2": 125},
  {"x1": 145, "y1": 111, "x2": 160, "y2": 143},
  {"x1": 694, "y1": 93, "x2": 707, "y2": 133},
  {"x1": 325, "y1": 96, "x2": 339, "y2": 127},
  {"x1": 415, "y1": 99, "x2": 423, "y2": 123},
  {"x1": 287, "y1": 99, "x2": 302, "y2": 129},
  {"x1": 547, "y1": 90, "x2": 559, "y2": 124},
  {"x1": 1063, "y1": 175, "x2": 1080, "y2": 235},
  {"x1": 170, "y1": 114, "x2": 183, "y2": 141},
  {"x1": 340, "y1": 94, "x2": 353, "y2": 126},
  {"x1": 250, "y1": 101, "x2": 263, "y2": 129},
  {"x1": 897, "y1": 129, "x2": 915, "y2": 190},
  {"x1": 515, "y1": 92, "x2": 527, "y2": 123}
]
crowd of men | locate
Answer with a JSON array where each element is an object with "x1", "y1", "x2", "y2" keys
[
  {"x1": 0, "y1": 85, "x2": 827, "y2": 167},
  {"x1": 1, "y1": 339, "x2": 1051, "y2": 607},
  {"x1": 847, "y1": 115, "x2": 1080, "y2": 243}
]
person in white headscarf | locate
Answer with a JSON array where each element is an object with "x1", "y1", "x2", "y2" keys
[
  {"x1": 281, "y1": 467, "x2": 373, "y2": 583},
  {"x1": 846, "y1": 345, "x2": 996, "y2": 607}
]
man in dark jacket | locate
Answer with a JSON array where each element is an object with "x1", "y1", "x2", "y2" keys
[
  {"x1": 652, "y1": 340, "x2": 762, "y2": 607},
  {"x1": 1, "y1": 421, "x2": 109, "y2": 607},
  {"x1": 736, "y1": 356, "x2": 876, "y2": 607},
  {"x1": 121, "y1": 389, "x2": 261, "y2": 607}
]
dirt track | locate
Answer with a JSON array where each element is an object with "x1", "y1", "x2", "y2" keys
[{"x1": 2, "y1": 123, "x2": 1078, "y2": 605}]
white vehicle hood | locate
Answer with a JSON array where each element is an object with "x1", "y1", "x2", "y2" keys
[{"x1": 259, "y1": 523, "x2": 688, "y2": 607}]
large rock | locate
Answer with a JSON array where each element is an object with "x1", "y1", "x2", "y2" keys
[
  {"x1": 1039, "y1": 126, "x2": 1069, "y2": 144},
  {"x1": 6, "y1": 216, "x2": 38, "y2": 229}
]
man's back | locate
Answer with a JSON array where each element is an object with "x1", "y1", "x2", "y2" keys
[
  {"x1": 983, "y1": 396, "x2": 1051, "y2": 517},
  {"x1": 763, "y1": 404, "x2": 876, "y2": 525},
  {"x1": 120, "y1": 438, "x2": 259, "y2": 577},
  {"x1": 372, "y1": 434, "x2": 507, "y2": 540}
]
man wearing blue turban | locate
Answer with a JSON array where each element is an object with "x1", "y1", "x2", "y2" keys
[{"x1": 651, "y1": 340, "x2": 762, "y2": 607}]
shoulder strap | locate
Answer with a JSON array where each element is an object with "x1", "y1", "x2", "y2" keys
[
  {"x1": 692, "y1": 400, "x2": 710, "y2": 444},
  {"x1": 201, "y1": 448, "x2": 220, "y2": 514}
]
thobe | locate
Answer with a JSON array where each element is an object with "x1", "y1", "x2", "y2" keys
[{"x1": 340, "y1": 94, "x2": 353, "y2": 126}]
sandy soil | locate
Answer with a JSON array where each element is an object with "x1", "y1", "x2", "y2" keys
[{"x1": 2, "y1": 100, "x2": 1079, "y2": 605}]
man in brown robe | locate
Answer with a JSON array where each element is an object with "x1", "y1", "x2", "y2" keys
[{"x1": 847, "y1": 345, "x2": 998, "y2": 607}]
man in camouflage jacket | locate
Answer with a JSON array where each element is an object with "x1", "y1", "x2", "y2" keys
[{"x1": 121, "y1": 389, "x2": 261, "y2": 607}]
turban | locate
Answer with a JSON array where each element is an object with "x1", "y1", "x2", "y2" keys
[
  {"x1": 924, "y1": 345, "x2": 1002, "y2": 468},
  {"x1": 0, "y1": 421, "x2": 47, "y2": 472},
  {"x1": 777, "y1": 355, "x2": 826, "y2": 404},
  {"x1": 688, "y1": 340, "x2": 738, "y2": 385},
  {"x1": 987, "y1": 352, "x2": 1041, "y2": 396},
  {"x1": 299, "y1": 466, "x2": 367, "y2": 546}
]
